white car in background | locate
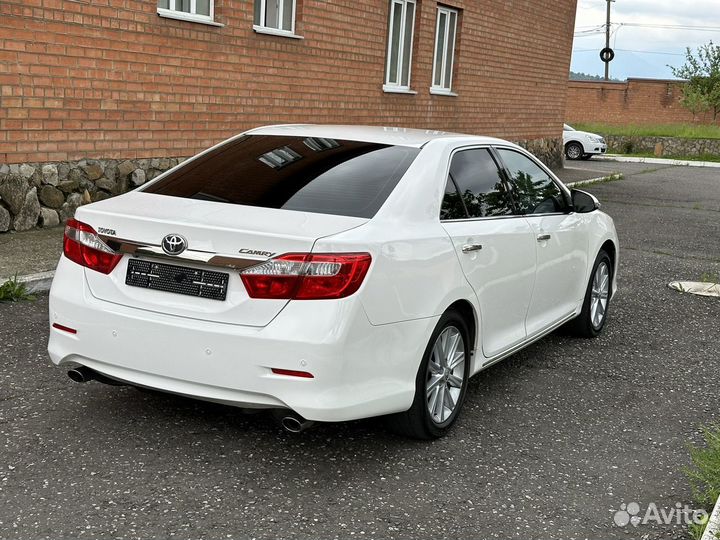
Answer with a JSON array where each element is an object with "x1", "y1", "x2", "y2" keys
[
  {"x1": 48, "y1": 125, "x2": 619, "y2": 439},
  {"x1": 563, "y1": 124, "x2": 607, "y2": 160}
]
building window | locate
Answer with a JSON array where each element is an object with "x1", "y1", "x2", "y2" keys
[
  {"x1": 431, "y1": 6, "x2": 458, "y2": 95},
  {"x1": 157, "y1": 0, "x2": 221, "y2": 25},
  {"x1": 383, "y1": 0, "x2": 416, "y2": 93},
  {"x1": 254, "y1": 0, "x2": 300, "y2": 38}
]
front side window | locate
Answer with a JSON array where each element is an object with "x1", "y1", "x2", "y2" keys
[
  {"x1": 385, "y1": 0, "x2": 417, "y2": 91},
  {"x1": 254, "y1": 0, "x2": 296, "y2": 34},
  {"x1": 496, "y1": 149, "x2": 568, "y2": 215},
  {"x1": 442, "y1": 148, "x2": 513, "y2": 219},
  {"x1": 143, "y1": 136, "x2": 420, "y2": 219},
  {"x1": 431, "y1": 6, "x2": 458, "y2": 93},
  {"x1": 157, "y1": 0, "x2": 214, "y2": 23}
]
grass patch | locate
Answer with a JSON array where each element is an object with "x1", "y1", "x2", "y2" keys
[
  {"x1": 0, "y1": 275, "x2": 36, "y2": 303},
  {"x1": 614, "y1": 152, "x2": 720, "y2": 163},
  {"x1": 700, "y1": 272, "x2": 720, "y2": 284},
  {"x1": 572, "y1": 123, "x2": 720, "y2": 140},
  {"x1": 685, "y1": 425, "x2": 720, "y2": 539},
  {"x1": 689, "y1": 514, "x2": 711, "y2": 540},
  {"x1": 571, "y1": 173, "x2": 624, "y2": 189}
]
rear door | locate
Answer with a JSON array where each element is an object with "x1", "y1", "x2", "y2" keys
[
  {"x1": 440, "y1": 147, "x2": 536, "y2": 358},
  {"x1": 494, "y1": 147, "x2": 588, "y2": 335}
]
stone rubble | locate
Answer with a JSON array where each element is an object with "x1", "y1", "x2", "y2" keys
[{"x1": 0, "y1": 157, "x2": 184, "y2": 232}]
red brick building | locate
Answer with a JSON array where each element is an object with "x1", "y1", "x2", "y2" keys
[
  {"x1": 566, "y1": 78, "x2": 715, "y2": 126},
  {"x1": 0, "y1": 0, "x2": 577, "y2": 232}
]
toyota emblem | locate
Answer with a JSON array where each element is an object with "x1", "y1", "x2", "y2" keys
[{"x1": 161, "y1": 234, "x2": 188, "y2": 255}]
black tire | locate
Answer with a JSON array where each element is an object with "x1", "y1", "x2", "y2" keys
[
  {"x1": 565, "y1": 142, "x2": 584, "y2": 160},
  {"x1": 389, "y1": 310, "x2": 471, "y2": 439},
  {"x1": 570, "y1": 250, "x2": 612, "y2": 338},
  {"x1": 580, "y1": 154, "x2": 593, "y2": 161}
]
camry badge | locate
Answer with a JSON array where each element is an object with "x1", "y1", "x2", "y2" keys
[
  {"x1": 161, "y1": 234, "x2": 188, "y2": 256},
  {"x1": 239, "y1": 248, "x2": 276, "y2": 258}
]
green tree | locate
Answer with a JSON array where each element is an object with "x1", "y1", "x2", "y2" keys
[
  {"x1": 671, "y1": 41, "x2": 720, "y2": 120},
  {"x1": 680, "y1": 85, "x2": 710, "y2": 120}
]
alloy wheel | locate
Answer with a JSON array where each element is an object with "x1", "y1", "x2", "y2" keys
[
  {"x1": 590, "y1": 262, "x2": 610, "y2": 329},
  {"x1": 567, "y1": 143, "x2": 582, "y2": 160},
  {"x1": 426, "y1": 326, "x2": 465, "y2": 424}
]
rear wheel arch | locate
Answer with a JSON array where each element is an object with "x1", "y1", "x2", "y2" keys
[
  {"x1": 389, "y1": 307, "x2": 472, "y2": 439},
  {"x1": 445, "y1": 300, "x2": 477, "y2": 360}
]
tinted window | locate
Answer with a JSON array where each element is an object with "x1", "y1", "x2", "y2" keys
[
  {"x1": 143, "y1": 135, "x2": 420, "y2": 219},
  {"x1": 446, "y1": 148, "x2": 513, "y2": 218},
  {"x1": 496, "y1": 149, "x2": 567, "y2": 215},
  {"x1": 440, "y1": 177, "x2": 468, "y2": 220}
]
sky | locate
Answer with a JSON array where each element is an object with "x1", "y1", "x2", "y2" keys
[{"x1": 571, "y1": 0, "x2": 720, "y2": 80}]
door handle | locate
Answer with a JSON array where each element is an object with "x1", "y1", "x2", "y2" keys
[
  {"x1": 537, "y1": 234, "x2": 551, "y2": 242},
  {"x1": 462, "y1": 243, "x2": 483, "y2": 253}
]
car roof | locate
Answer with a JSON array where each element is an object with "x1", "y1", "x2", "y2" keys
[{"x1": 245, "y1": 124, "x2": 507, "y2": 148}]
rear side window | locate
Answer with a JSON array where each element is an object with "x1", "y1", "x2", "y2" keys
[
  {"x1": 441, "y1": 177, "x2": 468, "y2": 220},
  {"x1": 143, "y1": 135, "x2": 420, "y2": 219},
  {"x1": 443, "y1": 148, "x2": 513, "y2": 219}
]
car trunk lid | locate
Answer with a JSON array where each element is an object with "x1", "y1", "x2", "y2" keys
[{"x1": 76, "y1": 192, "x2": 367, "y2": 327}]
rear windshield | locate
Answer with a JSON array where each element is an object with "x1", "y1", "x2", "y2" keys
[{"x1": 143, "y1": 135, "x2": 420, "y2": 219}]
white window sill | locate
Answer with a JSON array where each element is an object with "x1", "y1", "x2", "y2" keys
[
  {"x1": 253, "y1": 25, "x2": 304, "y2": 39},
  {"x1": 430, "y1": 88, "x2": 458, "y2": 96},
  {"x1": 157, "y1": 8, "x2": 225, "y2": 27},
  {"x1": 382, "y1": 85, "x2": 417, "y2": 95}
]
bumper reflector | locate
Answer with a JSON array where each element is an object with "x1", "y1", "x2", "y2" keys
[
  {"x1": 52, "y1": 323, "x2": 77, "y2": 334},
  {"x1": 271, "y1": 368, "x2": 314, "y2": 379}
]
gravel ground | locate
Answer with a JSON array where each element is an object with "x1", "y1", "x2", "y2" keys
[{"x1": 1, "y1": 162, "x2": 718, "y2": 540}]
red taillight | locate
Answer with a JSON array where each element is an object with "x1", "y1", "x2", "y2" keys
[
  {"x1": 240, "y1": 253, "x2": 372, "y2": 300},
  {"x1": 63, "y1": 218, "x2": 122, "y2": 275}
]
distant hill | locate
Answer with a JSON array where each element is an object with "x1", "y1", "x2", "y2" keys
[{"x1": 570, "y1": 71, "x2": 624, "y2": 82}]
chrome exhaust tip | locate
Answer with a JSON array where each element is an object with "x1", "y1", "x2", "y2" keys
[
  {"x1": 67, "y1": 366, "x2": 125, "y2": 386},
  {"x1": 273, "y1": 410, "x2": 315, "y2": 433},
  {"x1": 67, "y1": 366, "x2": 95, "y2": 383}
]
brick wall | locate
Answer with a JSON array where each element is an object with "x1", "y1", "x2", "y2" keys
[
  {"x1": 0, "y1": 0, "x2": 577, "y2": 165},
  {"x1": 566, "y1": 79, "x2": 716, "y2": 126}
]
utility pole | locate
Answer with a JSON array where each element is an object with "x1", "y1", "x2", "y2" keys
[{"x1": 604, "y1": 0, "x2": 612, "y2": 80}]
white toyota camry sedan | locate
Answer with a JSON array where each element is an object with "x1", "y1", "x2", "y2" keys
[{"x1": 48, "y1": 125, "x2": 618, "y2": 439}]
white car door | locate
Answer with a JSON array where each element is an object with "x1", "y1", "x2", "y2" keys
[
  {"x1": 440, "y1": 147, "x2": 537, "y2": 359},
  {"x1": 494, "y1": 147, "x2": 589, "y2": 336}
]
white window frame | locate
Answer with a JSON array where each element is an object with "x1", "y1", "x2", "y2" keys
[
  {"x1": 253, "y1": 0, "x2": 302, "y2": 39},
  {"x1": 157, "y1": 0, "x2": 224, "y2": 27},
  {"x1": 431, "y1": 6, "x2": 458, "y2": 96},
  {"x1": 383, "y1": 0, "x2": 417, "y2": 94}
]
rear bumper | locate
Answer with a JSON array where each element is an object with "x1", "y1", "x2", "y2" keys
[{"x1": 48, "y1": 258, "x2": 437, "y2": 422}]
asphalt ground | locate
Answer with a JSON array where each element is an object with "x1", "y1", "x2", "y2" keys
[
  {"x1": 1, "y1": 161, "x2": 718, "y2": 540},
  {"x1": 0, "y1": 227, "x2": 62, "y2": 283}
]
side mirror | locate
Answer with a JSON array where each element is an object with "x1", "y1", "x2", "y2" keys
[{"x1": 571, "y1": 189, "x2": 601, "y2": 213}]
